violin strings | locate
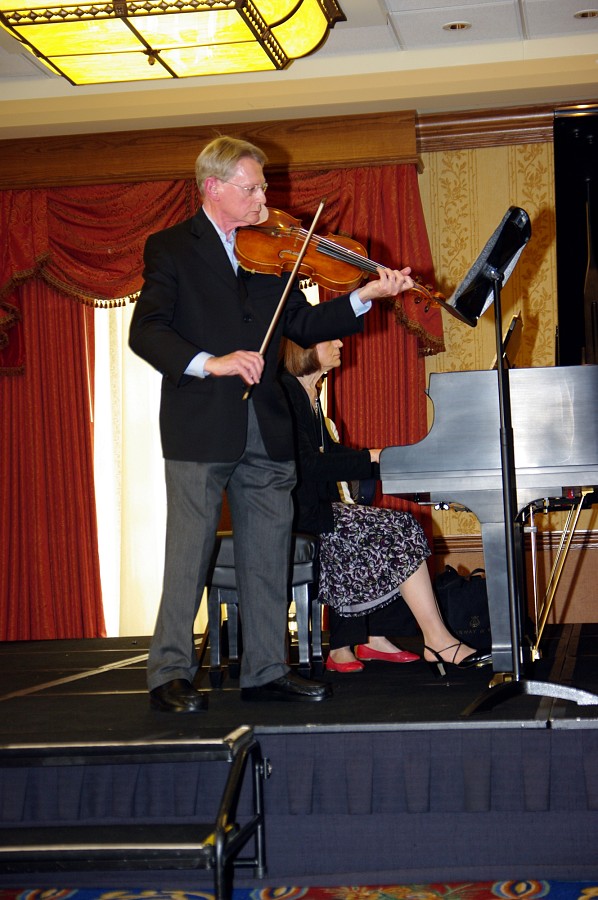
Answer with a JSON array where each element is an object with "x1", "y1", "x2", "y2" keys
[
  {"x1": 290, "y1": 226, "x2": 383, "y2": 274},
  {"x1": 263, "y1": 225, "x2": 430, "y2": 295},
  {"x1": 263, "y1": 223, "x2": 378, "y2": 271},
  {"x1": 297, "y1": 228, "x2": 436, "y2": 302}
]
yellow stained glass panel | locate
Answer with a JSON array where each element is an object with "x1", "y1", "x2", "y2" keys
[
  {"x1": 252, "y1": 1, "x2": 298, "y2": 25},
  {"x1": 0, "y1": 0, "x2": 77, "y2": 8},
  {"x1": 162, "y1": 41, "x2": 276, "y2": 76},
  {"x1": 272, "y1": 0, "x2": 328, "y2": 57},
  {"x1": 133, "y1": 10, "x2": 254, "y2": 48},
  {"x1": 11, "y1": 20, "x2": 140, "y2": 54},
  {"x1": 52, "y1": 50, "x2": 173, "y2": 83}
]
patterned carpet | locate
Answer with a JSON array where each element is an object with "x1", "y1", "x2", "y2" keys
[{"x1": 1, "y1": 883, "x2": 598, "y2": 900}]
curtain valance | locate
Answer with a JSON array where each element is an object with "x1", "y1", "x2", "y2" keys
[{"x1": 0, "y1": 180, "x2": 197, "y2": 372}]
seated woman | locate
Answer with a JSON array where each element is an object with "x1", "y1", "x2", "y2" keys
[{"x1": 280, "y1": 337, "x2": 490, "y2": 678}]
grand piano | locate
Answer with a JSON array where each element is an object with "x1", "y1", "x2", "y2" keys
[{"x1": 380, "y1": 365, "x2": 598, "y2": 673}]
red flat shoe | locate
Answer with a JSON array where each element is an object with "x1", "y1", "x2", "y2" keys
[
  {"x1": 325, "y1": 655, "x2": 364, "y2": 673},
  {"x1": 355, "y1": 644, "x2": 420, "y2": 663}
]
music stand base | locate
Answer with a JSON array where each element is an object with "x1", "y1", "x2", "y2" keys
[{"x1": 461, "y1": 679, "x2": 598, "y2": 716}]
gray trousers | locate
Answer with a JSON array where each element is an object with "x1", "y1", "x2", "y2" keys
[{"x1": 147, "y1": 402, "x2": 296, "y2": 691}]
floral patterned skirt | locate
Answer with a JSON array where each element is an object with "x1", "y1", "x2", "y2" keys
[{"x1": 318, "y1": 502, "x2": 431, "y2": 617}]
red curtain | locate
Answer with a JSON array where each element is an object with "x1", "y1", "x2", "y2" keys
[
  {"x1": 0, "y1": 281, "x2": 105, "y2": 639},
  {"x1": 267, "y1": 165, "x2": 441, "y2": 519},
  {"x1": 0, "y1": 168, "x2": 441, "y2": 639},
  {"x1": 0, "y1": 181, "x2": 199, "y2": 640}
]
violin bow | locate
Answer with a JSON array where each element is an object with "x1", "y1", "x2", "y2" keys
[{"x1": 242, "y1": 197, "x2": 327, "y2": 401}]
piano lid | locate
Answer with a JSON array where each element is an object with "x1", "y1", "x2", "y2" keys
[{"x1": 380, "y1": 365, "x2": 598, "y2": 502}]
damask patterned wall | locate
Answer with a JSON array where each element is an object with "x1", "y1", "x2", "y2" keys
[{"x1": 418, "y1": 141, "x2": 596, "y2": 539}]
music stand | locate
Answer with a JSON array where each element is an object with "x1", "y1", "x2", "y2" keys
[{"x1": 440, "y1": 207, "x2": 598, "y2": 714}]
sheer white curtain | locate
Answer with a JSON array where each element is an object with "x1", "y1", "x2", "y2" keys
[{"x1": 94, "y1": 304, "x2": 166, "y2": 637}]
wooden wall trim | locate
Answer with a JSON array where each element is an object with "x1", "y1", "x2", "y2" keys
[
  {"x1": 434, "y1": 529, "x2": 598, "y2": 556},
  {"x1": 433, "y1": 534, "x2": 483, "y2": 555},
  {"x1": 3, "y1": 99, "x2": 597, "y2": 190},
  {"x1": 0, "y1": 111, "x2": 417, "y2": 189},
  {"x1": 416, "y1": 99, "x2": 597, "y2": 153}
]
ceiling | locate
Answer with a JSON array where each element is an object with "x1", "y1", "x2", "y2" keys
[{"x1": 0, "y1": 0, "x2": 597, "y2": 142}]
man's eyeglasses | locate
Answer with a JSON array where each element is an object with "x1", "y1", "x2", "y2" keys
[{"x1": 221, "y1": 180, "x2": 268, "y2": 195}]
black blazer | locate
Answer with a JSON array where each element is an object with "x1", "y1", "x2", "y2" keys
[
  {"x1": 129, "y1": 208, "x2": 364, "y2": 462},
  {"x1": 280, "y1": 371, "x2": 376, "y2": 535}
]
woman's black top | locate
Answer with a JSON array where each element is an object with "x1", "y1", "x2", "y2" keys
[{"x1": 279, "y1": 371, "x2": 377, "y2": 535}]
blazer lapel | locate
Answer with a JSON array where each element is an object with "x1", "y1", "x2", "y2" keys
[{"x1": 190, "y1": 208, "x2": 239, "y2": 294}]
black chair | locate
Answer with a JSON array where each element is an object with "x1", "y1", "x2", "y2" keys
[{"x1": 206, "y1": 531, "x2": 322, "y2": 687}]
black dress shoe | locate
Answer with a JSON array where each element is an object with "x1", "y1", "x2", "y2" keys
[
  {"x1": 241, "y1": 671, "x2": 333, "y2": 702},
  {"x1": 150, "y1": 679, "x2": 209, "y2": 713}
]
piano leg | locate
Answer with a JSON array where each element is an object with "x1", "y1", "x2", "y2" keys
[
  {"x1": 465, "y1": 509, "x2": 598, "y2": 714},
  {"x1": 480, "y1": 519, "x2": 526, "y2": 674}
]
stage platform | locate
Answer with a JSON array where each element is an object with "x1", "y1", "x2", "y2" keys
[{"x1": 1, "y1": 626, "x2": 598, "y2": 886}]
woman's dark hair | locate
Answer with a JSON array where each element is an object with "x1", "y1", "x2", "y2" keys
[{"x1": 281, "y1": 338, "x2": 321, "y2": 377}]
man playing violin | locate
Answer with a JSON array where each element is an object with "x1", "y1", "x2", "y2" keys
[{"x1": 129, "y1": 135, "x2": 415, "y2": 713}]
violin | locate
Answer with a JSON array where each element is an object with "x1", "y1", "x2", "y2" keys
[{"x1": 235, "y1": 206, "x2": 449, "y2": 312}]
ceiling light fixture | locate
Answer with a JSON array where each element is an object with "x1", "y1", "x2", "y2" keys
[
  {"x1": 442, "y1": 21, "x2": 472, "y2": 32},
  {"x1": 0, "y1": 0, "x2": 346, "y2": 85}
]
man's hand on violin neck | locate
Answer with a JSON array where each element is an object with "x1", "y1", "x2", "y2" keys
[
  {"x1": 204, "y1": 350, "x2": 264, "y2": 385},
  {"x1": 358, "y1": 266, "x2": 414, "y2": 302}
]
